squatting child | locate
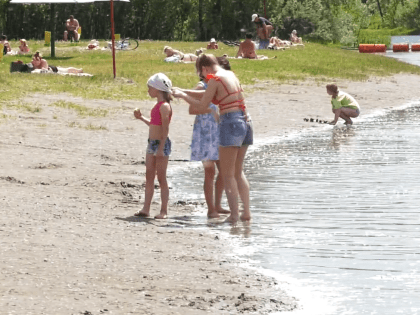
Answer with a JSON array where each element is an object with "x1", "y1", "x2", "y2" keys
[{"x1": 326, "y1": 83, "x2": 360, "y2": 125}]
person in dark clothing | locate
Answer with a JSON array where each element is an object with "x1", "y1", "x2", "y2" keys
[{"x1": 251, "y1": 14, "x2": 273, "y2": 40}]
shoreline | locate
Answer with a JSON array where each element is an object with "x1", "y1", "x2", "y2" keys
[{"x1": 1, "y1": 73, "x2": 420, "y2": 314}]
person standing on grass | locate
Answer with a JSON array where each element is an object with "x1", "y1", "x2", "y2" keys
[
  {"x1": 326, "y1": 84, "x2": 360, "y2": 125},
  {"x1": 133, "y1": 73, "x2": 173, "y2": 219},
  {"x1": 252, "y1": 13, "x2": 273, "y2": 48},
  {"x1": 172, "y1": 54, "x2": 253, "y2": 223}
]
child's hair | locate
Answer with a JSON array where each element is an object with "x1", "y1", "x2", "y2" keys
[
  {"x1": 246, "y1": 33, "x2": 253, "y2": 39},
  {"x1": 162, "y1": 91, "x2": 173, "y2": 103},
  {"x1": 326, "y1": 83, "x2": 338, "y2": 94},
  {"x1": 163, "y1": 46, "x2": 171, "y2": 53},
  {"x1": 196, "y1": 54, "x2": 218, "y2": 74},
  {"x1": 1, "y1": 35, "x2": 7, "y2": 40},
  {"x1": 216, "y1": 56, "x2": 231, "y2": 70}
]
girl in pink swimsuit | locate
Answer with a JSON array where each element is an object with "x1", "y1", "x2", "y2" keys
[{"x1": 133, "y1": 73, "x2": 173, "y2": 219}]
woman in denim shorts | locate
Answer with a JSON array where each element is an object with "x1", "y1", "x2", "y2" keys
[{"x1": 173, "y1": 54, "x2": 253, "y2": 223}]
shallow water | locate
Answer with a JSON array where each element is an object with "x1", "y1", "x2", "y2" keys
[
  {"x1": 385, "y1": 50, "x2": 420, "y2": 67},
  {"x1": 168, "y1": 101, "x2": 420, "y2": 314}
]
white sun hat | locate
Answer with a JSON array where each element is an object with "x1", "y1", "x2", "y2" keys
[
  {"x1": 210, "y1": 38, "x2": 216, "y2": 43},
  {"x1": 147, "y1": 73, "x2": 172, "y2": 93},
  {"x1": 251, "y1": 14, "x2": 258, "y2": 21}
]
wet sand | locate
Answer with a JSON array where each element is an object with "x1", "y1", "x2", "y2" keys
[{"x1": 1, "y1": 73, "x2": 420, "y2": 314}]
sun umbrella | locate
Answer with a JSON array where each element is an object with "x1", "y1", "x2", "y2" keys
[{"x1": 10, "y1": 0, "x2": 130, "y2": 78}]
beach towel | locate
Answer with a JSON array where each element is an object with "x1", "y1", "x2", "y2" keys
[{"x1": 164, "y1": 55, "x2": 181, "y2": 63}]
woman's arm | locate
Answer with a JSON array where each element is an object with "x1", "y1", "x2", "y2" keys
[
  {"x1": 179, "y1": 88, "x2": 206, "y2": 100},
  {"x1": 188, "y1": 83, "x2": 211, "y2": 115},
  {"x1": 157, "y1": 103, "x2": 171, "y2": 156}
]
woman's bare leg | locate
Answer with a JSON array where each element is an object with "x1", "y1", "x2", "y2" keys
[
  {"x1": 202, "y1": 161, "x2": 219, "y2": 218},
  {"x1": 136, "y1": 154, "x2": 156, "y2": 216},
  {"x1": 155, "y1": 156, "x2": 169, "y2": 219},
  {"x1": 219, "y1": 147, "x2": 240, "y2": 222},
  {"x1": 235, "y1": 145, "x2": 251, "y2": 221}
]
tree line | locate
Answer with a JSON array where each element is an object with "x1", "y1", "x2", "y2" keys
[{"x1": 0, "y1": 0, "x2": 419, "y2": 44}]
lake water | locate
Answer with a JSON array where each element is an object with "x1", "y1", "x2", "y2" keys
[{"x1": 167, "y1": 54, "x2": 420, "y2": 314}]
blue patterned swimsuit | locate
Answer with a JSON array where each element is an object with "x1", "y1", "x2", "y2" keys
[{"x1": 190, "y1": 82, "x2": 220, "y2": 161}]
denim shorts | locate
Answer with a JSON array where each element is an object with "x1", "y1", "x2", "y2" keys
[
  {"x1": 146, "y1": 138, "x2": 171, "y2": 156},
  {"x1": 219, "y1": 111, "x2": 253, "y2": 147}
]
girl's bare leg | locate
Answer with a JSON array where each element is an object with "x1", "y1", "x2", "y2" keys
[
  {"x1": 219, "y1": 147, "x2": 240, "y2": 222},
  {"x1": 235, "y1": 145, "x2": 251, "y2": 221},
  {"x1": 155, "y1": 156, "x2": 169, "y2": 219},
  {"x1": 136, "y1": 154, "x2": 156, "y2": 216},
  {"x1": 339, "y1": 108, "x2": 359, "y2": 124},
  {"x1": 215, "y1": 161, "x2": 229, "y2": 214},
  {"x1": 202, "y1": 161, "x2": 219, "y2": 218}
]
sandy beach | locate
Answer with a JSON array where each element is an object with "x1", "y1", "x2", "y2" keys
[{"x1": 1, "y1": 73, "x2": 420, "y2": 315}]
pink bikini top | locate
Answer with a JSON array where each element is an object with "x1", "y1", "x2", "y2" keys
[{"x1": 150, "y1": 101, "x2": 172, "y2": 126}]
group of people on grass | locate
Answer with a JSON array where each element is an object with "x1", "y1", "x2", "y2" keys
[
  {"x1": 1, "y1": 15, "x2": 79, "y2": 56},
  {"x1": 133, "y1": 50, "x2": 360, "y2": 222},
  {"x1": 1, "y1": 35, "x2": 31, "y2": 56},
  {"x1": 163, "y1": 13, "x2": 304, "y2": 63}
]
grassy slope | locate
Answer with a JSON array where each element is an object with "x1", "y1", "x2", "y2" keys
[{"x1": 1, "y1": 40, "x2": 420, "y2": 103}]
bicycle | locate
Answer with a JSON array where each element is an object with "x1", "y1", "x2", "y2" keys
[{"x1": 115, "y1": 37, "x2": 139, "y2": 50}]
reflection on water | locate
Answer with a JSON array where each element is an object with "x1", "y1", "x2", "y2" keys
[{"x1": 168, "y1": 103, "x2": 420, "y2": 315}]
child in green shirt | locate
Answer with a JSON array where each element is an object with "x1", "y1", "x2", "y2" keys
[{"x1": 326, "y1": 84, "x2": 360, "y2": 125}]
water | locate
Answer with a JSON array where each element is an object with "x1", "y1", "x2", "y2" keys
[
  {"x1": 168, "y1": 101, "x2": 420, "y2": 314},
  {"x1": 167, "y1": 55, "x2": 420, "y2": 314},
  {"x1": 386, "y1": 50, "x2": 420, "y2": 67}
]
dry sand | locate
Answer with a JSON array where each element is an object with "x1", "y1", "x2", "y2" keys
[{"x1": 1, "y1": 73, "x2": 420, "y2": 315}]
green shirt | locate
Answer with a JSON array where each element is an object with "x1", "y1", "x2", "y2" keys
[{"x1": 331, "y1": 91, "x2": 360, "y2": 110}]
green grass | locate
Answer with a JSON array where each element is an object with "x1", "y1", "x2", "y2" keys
[{"x1": 1, "y1": 40, "x2": 420, "y2": 103}]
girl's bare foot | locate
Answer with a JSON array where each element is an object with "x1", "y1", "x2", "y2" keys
[
  {"x1": 134, "y1": 210, "x2": 150, "y2": 217},
  {"x1": 207, "y1": 211, "x2": 220, "y2": 219},
  {"x1": 224, "y1": 215, "x2": 239, "y2": 223},
  {"x1": 216, "y1": 207, "x2": 230, "y2": 214},
  {"x1": 344, "y1": 120, "x2": 353, "y2": 125},
  {"x1": 240, "y1": 212, "x2": 251, "y2": 221},
  {"x1": 154, "y1": 213, "x2": 167, "y2": 219}
]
